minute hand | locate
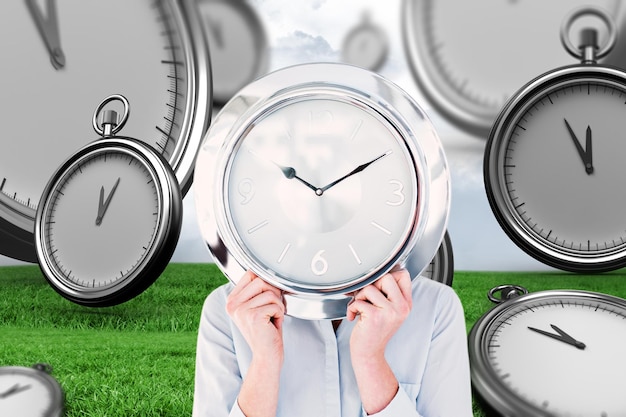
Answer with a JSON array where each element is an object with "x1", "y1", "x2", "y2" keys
[
  {"x1": 319, "y1": 150, "x2": 391, "y2": 194},
  {"x1": 564, "y1": 118, "x2": 593, "y2": 175}
]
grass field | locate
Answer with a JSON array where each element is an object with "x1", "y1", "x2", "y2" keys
[{"x1": 2, "y1": 263, "x2": 626, "y2": 416}]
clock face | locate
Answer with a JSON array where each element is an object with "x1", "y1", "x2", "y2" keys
[
  {"x1": 470, "y1": 291, "x2": 626, "y2": 416},
  {"x1": 402, "y1": 0, "x2": 623, "y2": 136},
  {"x1": 0, "y1": 0, "x2": 209, "y2": 262},
  {"x1": 223, "y1": 97, "x2": 418, "y2": 289},
  {"x1": 0, "y1": 369, "x2": 61, "y2": 417},
  {"x1": 36, "y1": 139, "x2": 182, "y2": 306},
  {"x1": 485, "y1": 67, "x2": 626, "y2": 272}
]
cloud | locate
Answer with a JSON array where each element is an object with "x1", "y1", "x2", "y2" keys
[{"x1": 271, "y1": 30, "x2": 339, "y2": 69}]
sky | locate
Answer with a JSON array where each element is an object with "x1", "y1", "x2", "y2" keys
[{"x1": 0, "y1": 0, "x2": 558, "y2": 271}]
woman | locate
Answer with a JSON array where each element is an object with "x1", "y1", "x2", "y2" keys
[{"x1": 193, "y1": 268, "x2": 472, "y2": 416}]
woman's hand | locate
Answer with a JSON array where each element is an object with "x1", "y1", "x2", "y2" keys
[
  {"x1": 347, "y1": 268, "x2": 413, "y2": 358},
  {"x1": 225, "y1": 271, "x2": 285, "y2": 362},
  {"x1": 346, "y1": 268, "x2": 413, "y2": 414}
]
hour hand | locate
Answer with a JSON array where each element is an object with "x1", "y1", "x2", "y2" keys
[
  {"x1": 247, "y1": 148, "x2": 320, "y2": 194},
  {"x1": 96, "y1": 178, "x2": 121, "y2": 226},
  {"x1": 563, "y1": 118, "x2": 593, "y2": 175},
  {"x1": 528, "y1": 324, "x2": 586, "y2": 350},
  {"x1": 0, "y1": 383, "x2": 32, "y2": 399}
]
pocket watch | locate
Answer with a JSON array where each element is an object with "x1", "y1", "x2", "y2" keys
[
  {"x1": 469, "y1": 285, "x2": 626, "y2": 416},
  {"x1": 341, "y1": 12, "x2": 389, "y2": 72},
  {"x1": 194, "y1": 63, "x2": 451, "y2": 319},
  {"x1": 34, "y1": 95, "x2": 183, "y2": 306},
  {"x1": 0, "y1": 0, "x2": 210, "y2": 262},
  {"x1": 484, "y1": 7, "x2": 626, "y2": 272},
  {"x1": 402, "y1": 0, "x2": 624, "y2": 137},
  {"x1": 0, "y1": 363, "x2": 63, "y2": 417},
  {"x1": 197, "y1": 0, "x2": 268, "y2": 107}
]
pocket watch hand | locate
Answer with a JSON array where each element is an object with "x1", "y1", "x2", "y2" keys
[
  {"x1": 527, "y1": 325, "x2": 586, "y2": 350},
  {"x1": 563, "y1": 118, "x2": 593, "y2": 174},
  {"x1": 95, "y1": 177, "x2": 121, "y2": 226},
  {"x1": 550, "y1": 324, "x2": 586, "y2": 350},
  {"x1": 0, "y1": 383, "x2": 31, "y2": 399},
  {"x1": 319, "y1": 150, "x2": 391, "y2": 194},
  {"x1": 24, "y1": 0, "x2": 65, "y2": 70}
]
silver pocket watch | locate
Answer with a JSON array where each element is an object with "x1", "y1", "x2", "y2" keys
[{"x1": 35, "y1": 95, "x2": 183, "y2": 306}]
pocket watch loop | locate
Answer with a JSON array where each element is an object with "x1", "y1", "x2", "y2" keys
[
  {"x1": 487, "y1": 285, "x2": 528, "y2": 304},
  {"x1": 92, "y1": 94, "x2": 130, "y2": 137},
  {"x1": 560, "y1": 6, "x2": 616, "y2": 63}
]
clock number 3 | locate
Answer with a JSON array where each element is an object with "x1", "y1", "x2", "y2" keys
[
  {"x1": 386, "y1": 180, "x2": 405, "y2": 206},
  {"x1": 238, "y1": 178, "x2": 255, "y2": 205},
  {"x1": 311, "y1": 250, "x2": 329, "y2": 276}
]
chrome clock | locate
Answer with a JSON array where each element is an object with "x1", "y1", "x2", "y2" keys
[
  {"x1": 34, "y1": 96, "x2": 183, "y2": 306},
  {"x1": 195, "y1": 63, "x2": 450, "y2": 319},
  {"x1": 484, "y1": 7, "x2": 626, "y2": 272}
]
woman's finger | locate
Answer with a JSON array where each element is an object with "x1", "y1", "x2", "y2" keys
[{"x1": 354, "y1": 284, "x2": 389, "y2": 308}]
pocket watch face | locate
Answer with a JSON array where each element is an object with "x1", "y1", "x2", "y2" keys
[
  {"x1": 195, "y1": 63, "x2": 450, "y2": 317},
  {"x1": 224, "y1": 97, "x2": 418, "y2": 289},
  {"x1": 485, "y1": 66, "x2": 626, "y2": 272},
  {"x1": 35, "y1": 138, "x2": 182, "y2": 306},
  {"x1": 402, "y1": 0, "x2": 623, "y2": 136},
  {"x1": 0, "y1": 0, "x2": 210, "y2": 262},
  {"x1": 469, "y1": 290, "x2": 626, "y2": 416}
]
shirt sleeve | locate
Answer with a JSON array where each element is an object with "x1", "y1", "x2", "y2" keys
[{"x1": 192, "y1": 285, "x2": 247, "y2": 417}]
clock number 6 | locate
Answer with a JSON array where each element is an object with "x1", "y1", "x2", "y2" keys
[
  {"x1": 238, "y1": 178, "x2": 255, "y2": 205},
  {"x1": 386, "y1": 180, "x2": 405, "y2": 206},
  {"x1": 311, "y1": 250, "x2": 329, "y2": 276}
]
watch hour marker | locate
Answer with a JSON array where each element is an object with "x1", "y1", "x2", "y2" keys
[
  {"x1": 349, "y1": 119, "x2": 363, "y2": 141},
  {"x1": 348, "y1": 244, "x2": 362, "y2": 264},
  {"x1": 277, "y1": 243, "x2": 291, "y2": 263},
  {"x1": 371, "y1": 221, "x2": 391, "y2": 235},
  {"x1": 247, "y1": 220, "x2": 269, "y2": 234}
]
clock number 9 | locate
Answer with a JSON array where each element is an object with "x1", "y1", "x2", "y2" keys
[
  {"x1": 311, "y1": 250, "x2": 329, "y2": 276},
  {"x1": 238, "y1": 178, "x2": 255, "y2": 205},
  {"x1": 386, "y1": 180, "x2": 405, "y2": 206}
]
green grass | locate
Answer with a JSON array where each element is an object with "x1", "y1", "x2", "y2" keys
[{"x1": 2, "y1": 264, "x2": 626, "y2": 416}]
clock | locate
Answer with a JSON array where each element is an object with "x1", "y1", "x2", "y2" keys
[
  {"x1": 414, "y1": 230, "x2": 454, "y2": 286},
  {"x1": 484, "y1": 7, "x2": 626, "y2": 272},
  {"x1": 197, "y1": 0, "x2": 269, "y2": 107},
  {"x1": 0, "y1": 0, "x2": 210, "y2": 262},
  {"x1": 469, "y1": 285, "x2": 626, "y2": 416},
  {"x1": 341, "y1": 12, "x2": 389, "y2": 72},
  {"x1": 34, "y1": 95, "x2": 183, "y2": 306},
  {"x1": 0, "y1": 363, "x2": 63, "y2": 417},
  {"x1": 194, "y1": 63, "x2": 450, "y2": 319},
  {"x1": 401, "y1": 0, "x2": 624, "y2": 137}
]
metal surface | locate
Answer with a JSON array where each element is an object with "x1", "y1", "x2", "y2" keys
[
  {"x1": 195, "y1": 63, "x2": 450, "y2": 319},
  {"x1": 0, "y1": 0, "x2": 210, "y2": 262}
]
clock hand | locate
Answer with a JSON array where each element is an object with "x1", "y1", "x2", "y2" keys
[
  {"x1": 246, "y1": 148, "x2": 320, "y2": 194},
  {"x1": 319, "y1": 150, "x2": 391, "y2": 194},
  {"x1": 95, "y1": 177, "x2": 121, "y2": 226},
  {"x1": 527, "y1": 325, "x2": 586, "y2": 350},
  {"x1": 0, "y1": 383, "x2": 31, "y2": 399},
  {"x1": 563, "y1": 118, "x2": 593, "y2": 174},
  {"x1": 24, "y1": 0, "x2": 66, "y2": 70}
]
